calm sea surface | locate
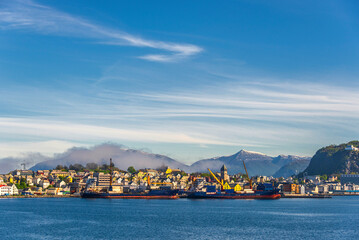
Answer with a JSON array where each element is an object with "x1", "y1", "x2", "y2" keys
[{"x1": 0, "y1": 196, "x2": 358, "y2": 240}]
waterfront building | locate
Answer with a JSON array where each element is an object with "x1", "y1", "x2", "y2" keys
[
  {"x1": 46, "y1": 187, "x2": 62, "y2": 195},
  {"x1": 341, "y1": 174, "x2": 359, "y2": 185},
  {"x1": 0, "y1": 184, "x2": 18, "y2": 196},
  {"x1": 299, "y1": 185, "x2": 305, "y2": 194},
  {"x1": 282, "y1": 183, "x2": 298, "y2": 194},
  {"x1": 93, "y1": 172, "x2": 111, "y2": 187},
  {"x1": 33, "y1": 187, "x2": 43, "y2": 195},
  {"x1": 328, "y1": 183, "x2": 341, "y2": 191},
  {"x1": 305, "y1": 184, "x2": 319, "y2": 194},
  {"x1": 318, "y1": 185, "x2": 329, "y2": 194}
]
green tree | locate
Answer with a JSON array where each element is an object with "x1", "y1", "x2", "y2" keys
[
  {"x1": 55, "y1": 165, "x2": 64, "y2": 170},
  {"x1": 69, "y1": 164, "x2": 85, "y2": 171},
  {"x1": 58, "y1": 176, "x2": 65, "y2": 181},
  {"x1": 86, "y1": 163, "x2": 98, "y2": 170},
  {"x1": 100, "y1": 164, "x2": 109, "y2": 171},
  {"x1": 320, "y1": 174, "x2": 328, "y2": 181},
  {"x1": 16, "y1": 178, "x2": 28, "y2": 189},
  {"x1": 127, "y1": 166, "x2": 136, "y2": 174},
  {"x1": 156, "y1": 165, "x2": 168, "y2": 172},
  {"x1": 200, "y1": 173, "x2": 211, "y2": 178}
]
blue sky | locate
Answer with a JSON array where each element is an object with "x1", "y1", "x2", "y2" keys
[{"x1": 1, "y1": 0, "x2": 359, "y2": 165}]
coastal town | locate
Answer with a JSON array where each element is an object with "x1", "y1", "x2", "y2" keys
[{"x1": 1, "y1": 162, "x2": 359, "y2": 198}]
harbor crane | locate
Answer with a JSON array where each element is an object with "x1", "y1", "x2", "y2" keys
[
  {"x1": 242, "y1": 160, "x2": 252, "y2": 189},
  {"x1": 208, "y1": 168, "x2": 228, "y2": 190}
]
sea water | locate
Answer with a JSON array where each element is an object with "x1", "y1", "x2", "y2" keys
[{"x1": 0, "y1": 196, "x2": 358, "y2": 240}]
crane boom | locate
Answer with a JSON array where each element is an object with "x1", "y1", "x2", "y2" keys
[
  {"x1": 147, "y1": 173, "x2": 151, "y2": 186},
  {"x1": 242, "y1": 160, "x2": 249, "y2": 178},
  {"x1": 208, "y1": 168, "x2": 224, "y2": 188},
  {"x1": 109, "y1": 158, "x2": 113, "y2": 191},
  {"x1": 242, "y1": 160, "x2": 252, "y2": 189},
  {"x1": 150, "y1": 182, "x2": 172, "y2": 185}
]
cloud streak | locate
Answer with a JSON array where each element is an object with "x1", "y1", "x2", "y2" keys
[
  {"x1": 1, "y1": 79, "x2": 358, "y2": 160},
  {"x1": 0, "y1": 0, "x2": 202, "y2": 62}
]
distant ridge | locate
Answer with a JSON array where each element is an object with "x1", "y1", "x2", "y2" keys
[
  {"x1": 273, "y1": 159, "x2": 310, "y2": 178},
  {"x1": 302, "y1": 140, "x2": 359, "y2": 176},
  {"x1": 0, "y1": 143, "x2": 310, "y2": 177},
  {"x1": 190, "y1": 150, "x2": 309, "y2": 176}
]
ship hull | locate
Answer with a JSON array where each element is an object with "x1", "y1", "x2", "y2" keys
[
  {"x1": 81, "y1": 190, "x2": 179, "y2": 199},
  {"x1": 187, "y1": 191, "x2": 281, "y2": 200}
]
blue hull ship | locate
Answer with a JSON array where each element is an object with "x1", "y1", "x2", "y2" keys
[{"x1": 187, "y1": 184, "x2": 281, "y2": 200}]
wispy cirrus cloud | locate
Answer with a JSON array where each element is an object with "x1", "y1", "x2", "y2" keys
[
  {"x1": 0, "y1": 0, "x2": 202, "y2": 62},
  {"x1": 1, "y1": 78, "x2": 359, "y2": 159}
]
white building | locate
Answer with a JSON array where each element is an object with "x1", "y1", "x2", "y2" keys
[
  {"x1": 0, "y1": 184, "x2": 18, "y2": 196},
  {"x1": 299, "y1": 185, "x2": 305, "y2": 194},
  {"x1": 345, "y1": 145, "x2": 359, "y2": 151},
  {"x1": 33, "y1": 177, "x2": 42, "y2": 185},
  {"x1": 40, "y1": 180, "x2": 50, "y2": 189},
  {"x1": 318, "y1": 185, "x2": 329, "y2": 194}
]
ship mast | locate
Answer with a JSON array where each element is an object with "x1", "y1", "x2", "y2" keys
[{"x1": 109, "y1": 158, "x2": 113, "y2": 191}]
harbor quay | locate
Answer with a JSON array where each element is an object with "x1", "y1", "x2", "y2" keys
[{"x1": 1, "y1": 162, "x2": 359, "y2": 199}]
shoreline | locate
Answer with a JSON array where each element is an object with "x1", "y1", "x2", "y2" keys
[
  {"x1": 2, "y1": 193, "x2": 359, "y2": 199},
  {"x1": 0, "y1": 195, "x2": 79, "y2": 199}
]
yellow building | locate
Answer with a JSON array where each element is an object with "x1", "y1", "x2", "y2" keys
[
  {"x1": 51, "y1": 170, "x2": 69, "y2": 178},
  {"x1": 65, "y1": 176, "x2": 73, "y2": 183},
  {"x1": 283, "y1": 183, "x2": 299, "y2": 193},
  {"x1": 234, "y1": 184, "x2": 242, "y2": 192}
]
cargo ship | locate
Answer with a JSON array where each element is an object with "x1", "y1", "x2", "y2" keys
[
  {"x1": 81, "y1": 189, "x2": 179, "y2": 199},
  {"x1": 81, "y1": 158, "x2": 179, "y2": 199},
  {"x1": 187, "y1": 161, "x2": 281, "y2": 200},
  {"x1": 187, "y1": 184, "x2": 281, "y2": 199}
]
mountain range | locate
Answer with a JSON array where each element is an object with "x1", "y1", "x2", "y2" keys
[
  {"x1": 190, "y1": 150, "x2": 310, "y2": 176},
  {"x1": 0, "y1": 143, "x2": 310, "y2": 177}
]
